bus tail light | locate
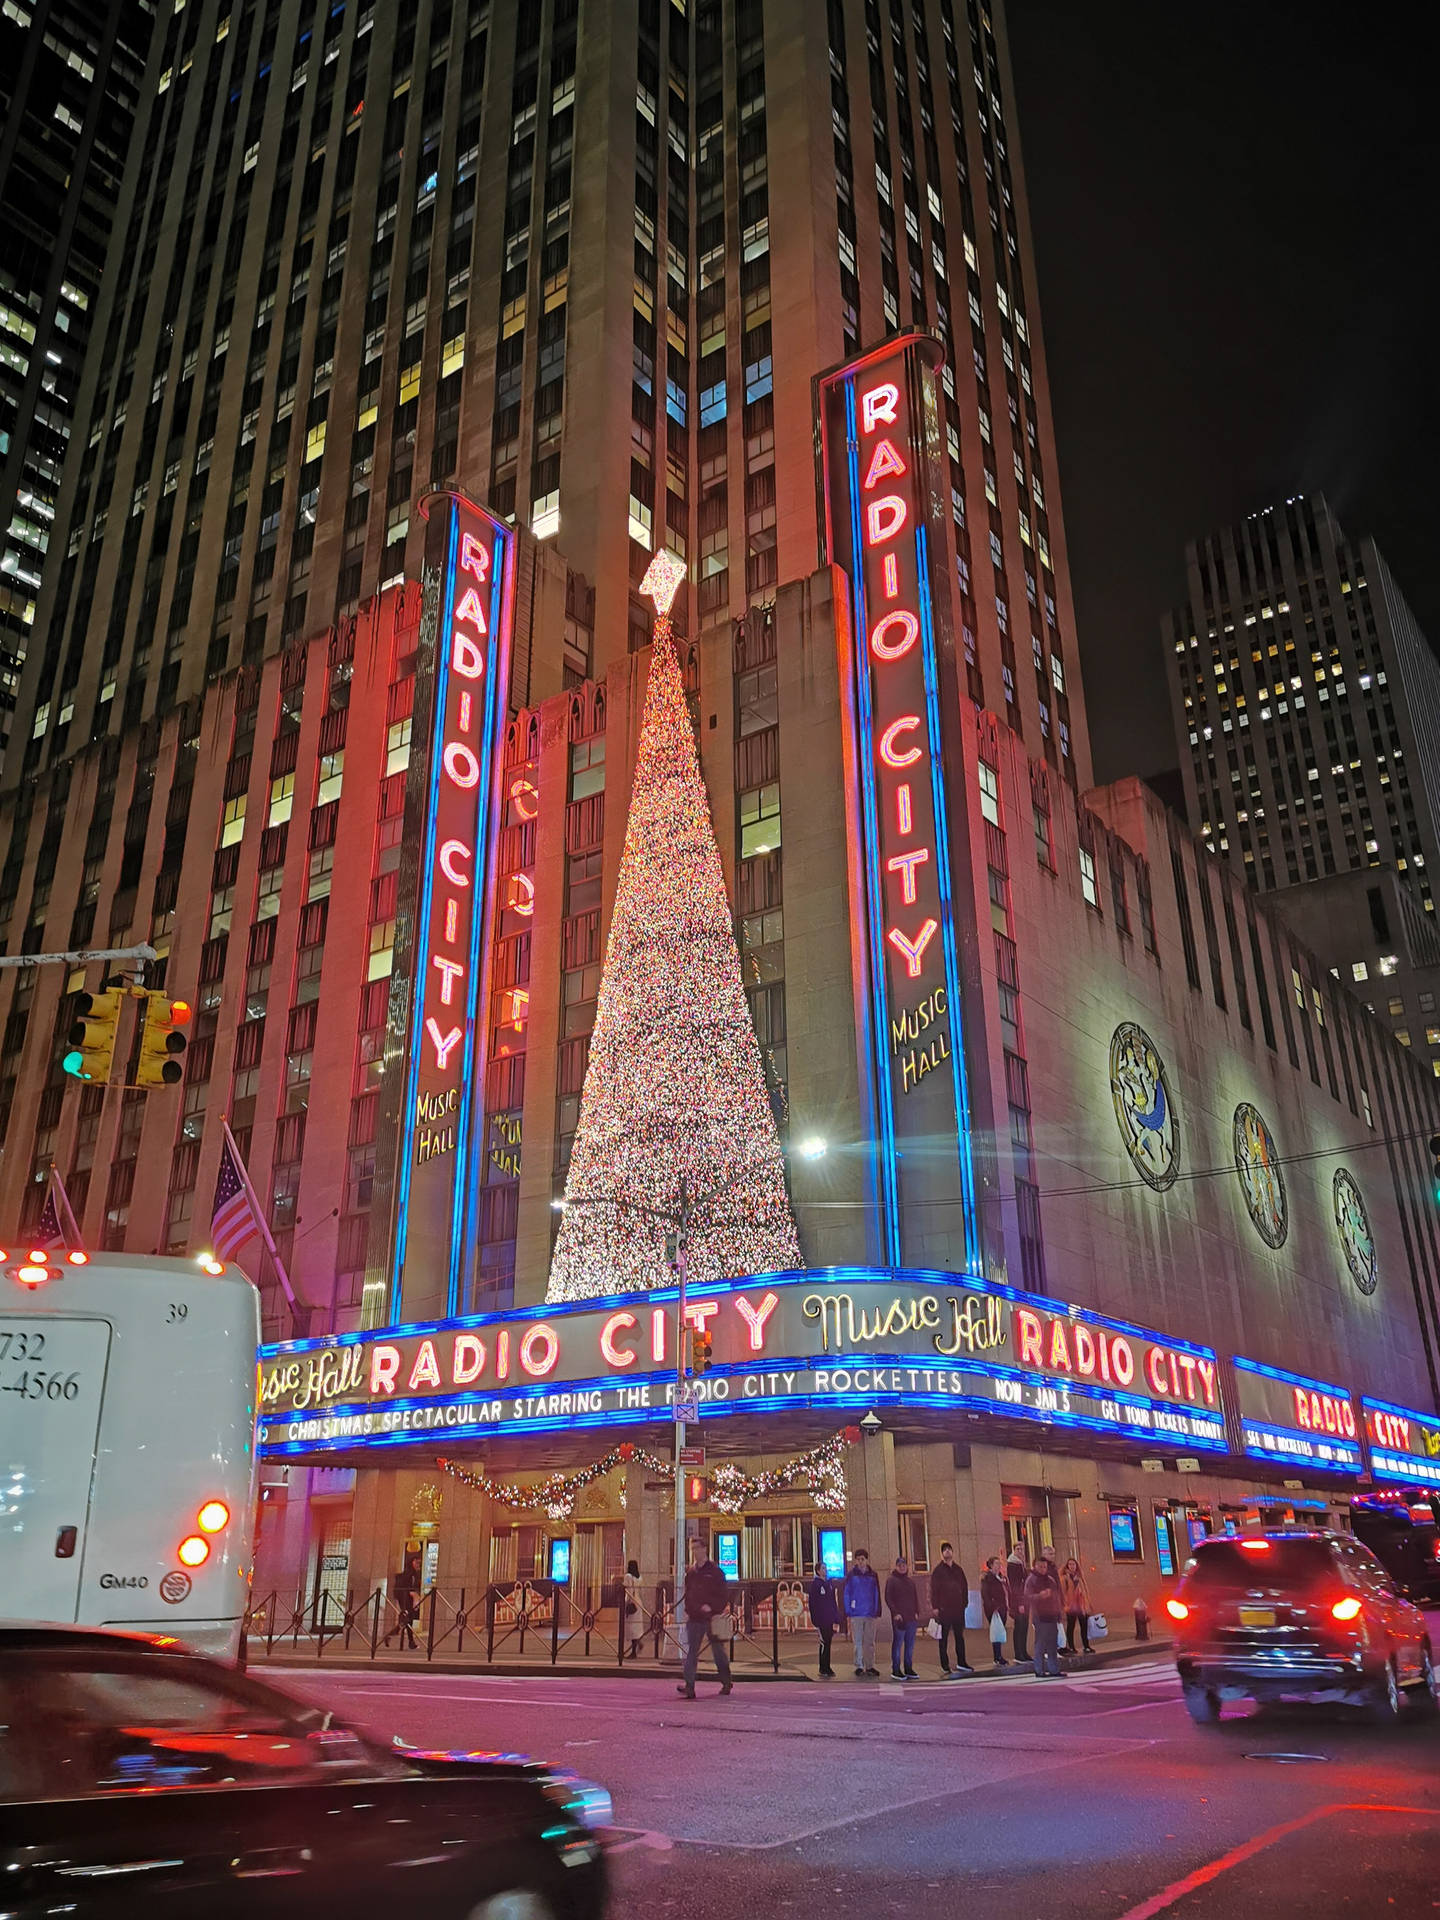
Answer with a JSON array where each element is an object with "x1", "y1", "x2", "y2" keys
[
  {"x1": 197, "y1": 1500, "x2": 230, "y2": 1534},
  {"x1": 67, "y1": 1249, "x2": 89, "y2": 1265},
  {"x1": 15, "y1": 1264, "x2": 54, "y2": 1288},
  {"x1": 177, "y1": 1535, "x2": 210, "y2": 1567}
]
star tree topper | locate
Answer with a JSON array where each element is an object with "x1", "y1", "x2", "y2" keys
[{"x1": 639, "y1": 547, "x2": 687, "y2": 617}]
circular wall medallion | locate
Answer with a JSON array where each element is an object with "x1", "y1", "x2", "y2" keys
[
  {"x1": 1333, "y1": 1167, "x2": 1377, "y2": 1296},
  {"x1": 1109, "y1": 1022, "x2": 1180, "y2": 1191},
  {"x1": 1233, "y1": 1102, "x2": 1288, "y2": 1248}
]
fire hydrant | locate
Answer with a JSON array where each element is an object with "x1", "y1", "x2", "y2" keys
[{"x1": 1134, "y1": 1595, "x2": 1150, "y2": 1641}]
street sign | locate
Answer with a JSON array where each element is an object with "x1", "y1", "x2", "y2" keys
[
  {"x1": 675, "y1": 1398, "x2": 699, "y2": 1426},
  {"x1": 679, "y1": 1445, "x2": 705, "y2": 1467}
]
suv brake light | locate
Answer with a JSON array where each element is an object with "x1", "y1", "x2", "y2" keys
[
  {"x1": 1331, "y1": 1595, "x2": 1363, "y2": 1621},
  {"x1": 1165, "y1": 1598, "x2": 1189, "y2": 1620}
]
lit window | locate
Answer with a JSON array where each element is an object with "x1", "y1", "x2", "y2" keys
[
  {"x1": 1079, "y1": 849, "x2": 1098, "y2": 907},
  {"x1": 978, "y1": 761, "x2": 1000, "y2": 826},
  {"x1": 1360, "y1": 1088, "x2": 1373, "y2": 1128},
  {"x1": 220, "y1": 795, "x2": 246, "y2": 847},
  {"x1": 1351, "y1": 961, "x2": 1368, "y2": 982},
  {"x1": 268, "y1": 773, "x2": 294, "y2": 825},
  {"x1": 739, "y1": 783, "x2": 782, "y2": 858},
  {"x1": 308, "y1": 846, "x2": 335, "y2": 900},
  {"x1": 1378, "y1": 955, "x2": 1399, "y2": 976},
  {"x1": 386, "y1": 718, "x2": 412, "y2": 775},
  {"x1": 569, "y1": 737, "x2": 606, "y2": 801},
  {"x1": 368, "y1": 920, "x2": 396, "y2": 979},
  {"x1": 317, "y1": 750, "x2": 344, "y2": 804},
  {"x1": 1387, "y1": 996, "x2": 1405, "y2": 1017},
  {"x1": 1396, "y1": 1028, "x2": 1412, "y2": 1047}
]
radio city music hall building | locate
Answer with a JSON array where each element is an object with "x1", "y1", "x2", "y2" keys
[{"x1": 9, "y1": 333, "x2": 1437, "y2": 1633}]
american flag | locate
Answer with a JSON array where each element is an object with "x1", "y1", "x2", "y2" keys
[
  {"x1": 34, "y1": 1169, "x2": 82, "y2": 1254},
  {"x1": 210, "y1": 1131, "x2": 259, "y2": 1262}
]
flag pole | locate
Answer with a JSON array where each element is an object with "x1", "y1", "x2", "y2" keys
[
  {"x1": 220, "y1": 1118, "x2": 301, "y2": 1313},
  {"x1": 50, "y1": 1168, "x2": 84, "y2": 1252}
]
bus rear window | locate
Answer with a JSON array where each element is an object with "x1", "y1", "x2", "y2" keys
[{"x1": 1184, "y1": 1538, "x2": 1335, "y2": 1590}]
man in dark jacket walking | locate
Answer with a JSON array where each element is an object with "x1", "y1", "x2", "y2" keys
[
  {"x1": 807, "y1": 1565, "x2": 842, "y2": 1677},
  {"x1": 928, "y1": 1542, "x2": 975, "y2": 1677},
  {"x1": 1005, "y1": 1548, "x2": 1030, "y2": 1664},
  {"x1": 885, "y1": 1556, "x2": 923, "y2": 1679},
  {"x1": 677, "y1": 1542, "x2": 733, "y2": 1698}
]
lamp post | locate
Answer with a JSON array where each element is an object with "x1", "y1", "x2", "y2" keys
[{"x1": 553, "y1": 1137, "x2": 827, "y2": 1629}]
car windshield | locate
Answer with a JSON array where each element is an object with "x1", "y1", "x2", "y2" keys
[{"x1": 1184, "y1": 1538, "x2": 1335, "y2": 1591}]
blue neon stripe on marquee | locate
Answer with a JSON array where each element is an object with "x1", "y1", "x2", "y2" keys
[{"x1": 1233, "y1": 1354, "x2": 1353, "y2": 1401}]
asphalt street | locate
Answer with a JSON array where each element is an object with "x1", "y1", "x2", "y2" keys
[{"x1": 277, "y1": 1654, "x2": 1440, "y2": 1918}]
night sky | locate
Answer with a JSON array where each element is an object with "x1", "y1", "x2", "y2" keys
[{"x1": 1007, "y1": 2, "x2": 1438, "y2": 788}]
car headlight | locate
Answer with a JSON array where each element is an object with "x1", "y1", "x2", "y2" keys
[{"x1": 542, "y1": 1773, "x2": 613, "y2": 1832}]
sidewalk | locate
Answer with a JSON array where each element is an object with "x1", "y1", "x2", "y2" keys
[{"x1": 249, "y1": 1631, "x2": 1171, "y2": 1682}]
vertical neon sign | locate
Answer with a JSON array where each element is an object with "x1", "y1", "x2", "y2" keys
[
  {"x1": 390, "y1": 492, "x2": 516, "y2": 1321},
  {"x1": 817, "y1": 337, "x2": 979, "y2": 1271}
]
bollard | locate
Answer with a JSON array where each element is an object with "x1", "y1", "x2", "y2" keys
[{"x1": 1134, "y1": 1595, "x2": 1150, "y2": 1641}]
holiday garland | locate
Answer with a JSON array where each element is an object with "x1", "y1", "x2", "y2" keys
[{"x1": 437, "y1": 1428, "x2": 859, "y2": 1522}]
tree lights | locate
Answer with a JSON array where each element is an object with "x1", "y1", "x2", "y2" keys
[{"x1": 546, "y1": 556, "x2": 800, "y2": 1301}]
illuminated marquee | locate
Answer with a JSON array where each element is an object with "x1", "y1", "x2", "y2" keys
[
  {"x1": 1232, "y1": 1356, "x2": 1363, "y2": 1472},
  {"x1": 256, "y1": 1266, "x2": 1226, "y2": 1457},
  {"x1": 390, "y1": 492, "x2": 516, "y2": 1318},
  {"x1": 817, "y1": 338, "x2": 978, "y2": 1268},
  {"x1": 1361, "y1": 1394, "x2": 1440, "y2": 1489}
]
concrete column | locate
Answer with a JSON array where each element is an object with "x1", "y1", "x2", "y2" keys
[{"x1": 846, "y1": 1426, "x2": 898, "y2": 1568}]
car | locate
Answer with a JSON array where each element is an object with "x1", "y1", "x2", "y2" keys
[
  {"x1": 1350, "y1": 1492, "x2": 1440, "y2": 1606},
  {"x1": 0, "y1": 1623, "x2": 609, "y2": 1918},
  {"x1": 1165, "y1": 1529, "x2": 1440, "y2": 1727}
]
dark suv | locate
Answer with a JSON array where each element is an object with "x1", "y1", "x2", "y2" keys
[
  {"x1": 0, "y1": 1625, "x2": 609, "y2": 1918},
  {"x1": 1351, "y1": 1493, "x2": 1440, "y2": 1606},
  {"x1": 1166, "y1": 1530, "x2": 1439, "y2": 1726}
]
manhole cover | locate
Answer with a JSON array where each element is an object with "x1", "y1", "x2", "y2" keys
[{"x1": 1244, "y1": 1752, "x2": 1330, "y2": 1763}]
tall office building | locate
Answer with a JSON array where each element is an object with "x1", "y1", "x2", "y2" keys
[
  {"x1": 0, "y1": 0, "x2": 154, "y2": 763},
  {"x1": 1164, "y1": 495, "x2": 1440, "y2": 1066},
  {"x1": 5, "y1": 0, "x2": 1087, "y2": 793}
]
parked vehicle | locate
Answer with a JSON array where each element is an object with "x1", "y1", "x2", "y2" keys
[
  {"x1": 1165, "y1": 1530, "x2": 1439, "y2": 1726},
  {"x1": 1350, "y1": 1491, "x2": 1440, "y2": 1606},
  {"x1": 0, "y1": 1624, "x2": 610, "y2": 1917}
]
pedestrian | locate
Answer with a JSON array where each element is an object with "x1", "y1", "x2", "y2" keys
[
  {"x1": 808, "y1": 1563, "x2": 842, "y2": 1677},
  {"x1": 1024, "y1": 1555, "x2": 1065, "y2": 1678},
  {"x1": 1005, "y1": 1546, "x2": 1030, "y2": 1665},
  {"x1": 928, "y1": 1542, "x2": 974, "y2": 1677},
  {"x1": 980, "y1": 1554, "x2": 1010, "y2": 1668},
  {"x1": 676, "y1": 1541, "x2": 733, "y2": 1699},
  {"x1": 622, "y1": 1558, "x2": 644, "y2": 1662},
  {"x1": 1060, "y1": 1556, "x2": 1093, "y2": 1656},
  {"x1": 843, "y1": 1548, "x2": 883, "y2": 1676},
  {"x1": 384, "y1": 1556, "x2": 420, "y2": 1650},
  {"x1": 885, "y1": 1555, "x2": 923, "y2": 1679}
]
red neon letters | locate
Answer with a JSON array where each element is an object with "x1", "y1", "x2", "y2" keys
[
  {"x1": 1368, "y1": 1408, "x2": 1412, "y2": 1453},
  {"x1": 1294, "y1": 1386, "x2": 1357, "y2": 1438}
]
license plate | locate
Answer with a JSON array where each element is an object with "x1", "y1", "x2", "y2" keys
[{"x1": 1239, "y1": 1607, "x2": 1275, "y2": 1628}]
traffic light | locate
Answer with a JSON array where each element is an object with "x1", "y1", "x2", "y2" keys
[
  {"x1": 62, "y1": 987, "x2": 124, "y2": 1082},
  {"x1": 136, "y1": 993, "x2": 191, "y2": 1088},
  {"x1": 1431, "y1": 1135, "x2": 1440, "y2": 1205},
  {"x1": 691, "y1": 1328, "x2": 714, "y2": 1375}
]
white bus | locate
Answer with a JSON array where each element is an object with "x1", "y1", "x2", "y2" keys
[{"x1": 0, "y1": 1249, "x2": 259, "y2": 1661}]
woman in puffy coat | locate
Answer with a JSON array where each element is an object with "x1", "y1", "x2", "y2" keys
[{"x1": 1060, "y1": 1555, "x2": 1092, "y2": 1656}]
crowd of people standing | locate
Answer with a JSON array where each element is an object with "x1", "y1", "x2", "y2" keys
[{"x1": 674, "y1": 1537, "x2": 1105, "y2": 1696}]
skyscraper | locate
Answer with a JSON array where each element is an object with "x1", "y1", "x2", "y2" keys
[
  {"x1": 5, "y1": 0, "x2": 1087, "y2": 794},
  {"x1": 0, "y1": 0, "x2": 154, "y2": 764},
  {"x1": 1164, "y1": 495, "x2": 1440, "y2": 1064}
]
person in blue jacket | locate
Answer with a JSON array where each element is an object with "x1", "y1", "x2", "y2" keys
[
  {"x1": 843, "y1": 1547, "x2": 882, "y2": 1676},
  {"x1": 807, "y1": 1564, "x2": 842, "y2": 1677}
]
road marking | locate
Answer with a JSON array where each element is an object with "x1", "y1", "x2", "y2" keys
[
  {"x1": 603, "y1": 1828, "x2": 674, "y2": 1855},
  {"x1": 1113, "y1": 1803, "x2": 1440, "y2": 1920}
]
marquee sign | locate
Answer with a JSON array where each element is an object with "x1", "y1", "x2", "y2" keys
[
  {"x1": 390, "y1": 492, "x2": 516, "y2": 1320},
  {"x1": 817, "y1": 337, "x2": 978, "y2": 1270},
  {"x1": 1360, "y1": 1394, "x2": 1440, "y2": 1489},
  {"x1": 256, "y1": 1266, "x2": 1226, "y2": 1458},
  {"x1": 1233, "y1": 1357, "x2": 1363, "y2": 1473}
]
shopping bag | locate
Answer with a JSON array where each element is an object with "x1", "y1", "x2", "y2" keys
[
  {"x1": 990, "y1": 1613, "x2": 1007, "y2": 1647},
  {"x1": 1088, "y1": 1611, "x2": 1108, "y2": 1640},
  {"x1": 925, "y1": 1618, "x2": 943, "y2": 1641},
  {"x1": 711, "y1": 1611, "x2": 734, "y2": 1641}
]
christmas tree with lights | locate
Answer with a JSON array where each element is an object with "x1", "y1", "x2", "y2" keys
[{"x1": 546, "y1": 550, "x2": 802, "y2": 1301}]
